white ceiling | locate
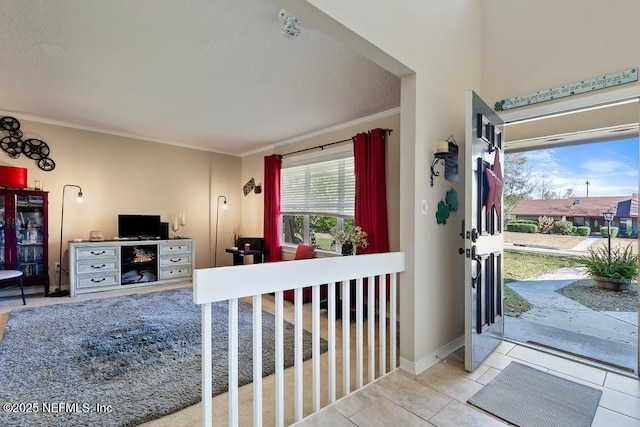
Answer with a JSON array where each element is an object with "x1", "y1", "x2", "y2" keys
[{"x1": 0, "y1": 0, "x2": 401, "y2": 156}]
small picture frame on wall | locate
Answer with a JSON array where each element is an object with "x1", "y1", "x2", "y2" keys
[{"x1": 243, "y1": 178, "x2": 255, "y2": 196}]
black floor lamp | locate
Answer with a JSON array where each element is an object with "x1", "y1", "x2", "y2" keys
[
  {"x1": 213, "y1": 195, "x2": 227, "y2": 267},
  {"x1": 51, "y1": 184, "x2": 83, "y2": 297}
]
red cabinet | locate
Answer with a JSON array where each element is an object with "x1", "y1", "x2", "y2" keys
[{"x1": 0, "y1": 189, "x2": 49, "y2": 295}]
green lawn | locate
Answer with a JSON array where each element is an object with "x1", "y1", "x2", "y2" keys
[
  {"x1": 503, "y1": 249, "x2": 584, "y2": 317},
  {"x1": 504, "y1": 250, "x2": 583, "y2": 283}
]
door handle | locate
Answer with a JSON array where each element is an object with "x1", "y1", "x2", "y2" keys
[{"x1": 470, "y1": 245, "x2": 482, "y2": 289}]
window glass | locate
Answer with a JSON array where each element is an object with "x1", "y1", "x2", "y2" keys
[
  {"x1": 282, "y1": 215, "x2": 303, "y2": 245},
  {"x1": 280, "y1": 151, "x2": 355, "y2": 253}
]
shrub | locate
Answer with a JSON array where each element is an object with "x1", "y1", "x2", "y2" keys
[
  {"x1": 600, "y1": 226, "x2": 619, "y2": 238},
  {"x1": 575, "y1": 226, "x2": 590, "y2": 236},
  {"x1": 583, "y1": 242, "x2": 638, "y2": 281},
  {"x1": 510, "y1": 219, "x2": 538, "y2": 225},
  {"x1": 553, "y1": 220, "x2": 573, "y2": 235},
  {"x1": 507, "y1": 223, "x2": 539, "y2": 233},
  {"x1": 538, "y1": 215, "x2": 554, "y2": 234}
]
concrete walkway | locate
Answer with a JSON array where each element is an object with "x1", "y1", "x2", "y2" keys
[
  {"x1": 504, "y1": 266, "x2": 638, "y2": 373},
  {"x1": 569, "y1": 236, "x2": 601, "y2": 252}
]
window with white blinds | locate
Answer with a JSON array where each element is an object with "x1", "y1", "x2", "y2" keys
[{"x1": 280, "y1": 155, "x2": 355, "y2": 217}]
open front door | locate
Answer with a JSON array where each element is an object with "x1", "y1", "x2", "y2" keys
[{"x1": 464, "y1": 91, "x2": 505, "y2": 372}]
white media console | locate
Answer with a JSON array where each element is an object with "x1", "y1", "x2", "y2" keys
[{"x1": 68, "y1": 239, "x2": 194, "y2": 297}]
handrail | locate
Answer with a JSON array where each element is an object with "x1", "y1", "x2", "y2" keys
[{"x1": 194, "y1": 252, "x2": 405, "y2": 427}]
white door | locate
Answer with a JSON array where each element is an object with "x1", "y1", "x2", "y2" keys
[{"x1": 464, "y1": 91, "x2": 505, "y2": 372}]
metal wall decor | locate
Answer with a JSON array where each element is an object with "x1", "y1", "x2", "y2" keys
[{"x1": 0, "y1": 116, "x2": 56, "y2": 171}]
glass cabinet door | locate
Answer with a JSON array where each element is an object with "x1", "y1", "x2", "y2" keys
[
  {"x1": 15, "y1": 194, "x2": 45, "y2": 277},
  {"x1": 0, "y1": 195, "x2": 4, "y2": 269}
]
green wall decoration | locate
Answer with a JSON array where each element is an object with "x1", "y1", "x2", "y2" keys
[
  {"x1": 435, "y1": 188, "x2": 458, "y2": 225},
  {"x1": 445, "y1": 188, "x2": 458, "y2": 212}
]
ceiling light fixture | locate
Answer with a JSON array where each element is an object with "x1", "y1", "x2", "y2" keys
[{"x1": 279, "y1": 9, "x2": 301, "y2": 39}]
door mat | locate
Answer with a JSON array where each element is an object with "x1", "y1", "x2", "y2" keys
[{"x1": 468, "y1": 362, "x2": 602, "y2": 427}]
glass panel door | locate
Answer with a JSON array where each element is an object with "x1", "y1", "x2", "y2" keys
[
  {"x1": 0, "y1": 195, "x2": 5, "y2": 269},
  {"x1": 15, "y1": 194, "x2": 45, "y2": 277}
]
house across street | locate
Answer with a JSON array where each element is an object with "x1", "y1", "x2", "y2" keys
[{"x1": 512, "y1": 194, "x2": 638, "y2": 236}]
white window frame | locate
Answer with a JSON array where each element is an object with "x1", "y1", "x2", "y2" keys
[{"x1": 281, "y1": 144, "x2": 354, "y2": 254}]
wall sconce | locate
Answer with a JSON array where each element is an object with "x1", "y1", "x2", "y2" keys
[{"x1": 430, "y1": 135, "x2": 459, "y2": 187}]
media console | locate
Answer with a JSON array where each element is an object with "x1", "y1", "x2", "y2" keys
[{"x1": 68, "y1": 239, "x2": 194, "y2": 297}]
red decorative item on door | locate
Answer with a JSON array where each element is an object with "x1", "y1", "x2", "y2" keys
[{"x1": 0, "y1": 166, "x2": 27, "y2": 188}]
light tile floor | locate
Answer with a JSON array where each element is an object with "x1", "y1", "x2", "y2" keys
[{"x1": 295, "y1": 341, "x2": 640, "y2": 426}]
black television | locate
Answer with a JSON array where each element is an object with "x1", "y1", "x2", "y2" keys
[{"x1": 118, "y1": 214, "x2": 161, "y2": 239}]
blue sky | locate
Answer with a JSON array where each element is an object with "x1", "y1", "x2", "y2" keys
[{"x1": 519, "y1": 138, "x2": 638, "y2": 198}]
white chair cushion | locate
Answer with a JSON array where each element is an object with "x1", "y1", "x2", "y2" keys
[{"x1": 0, "y1": 270, "x2": 23, "y2": 280}]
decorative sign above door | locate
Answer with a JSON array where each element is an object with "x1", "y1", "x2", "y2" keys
[{"x1": 494, "y1": 67, "x2": 637, "y2": 111}]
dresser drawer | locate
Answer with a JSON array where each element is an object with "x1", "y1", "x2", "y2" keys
[
  {"x1": 76, "y1": 246, "x2": 119, "y2": 259},
  {"x1": 159, "y1": 266, "x2": 192, "y2": 280},
  {"x1": 77, "y1": 273, "x2": 120, "y2": 289},
  {"x1": 160, "y1": 243, "x2": 191, "y2": 255},
  {"x1": 76, "y1": 260, "x2": 119, "y2": 274},
  {"x1": 159, "y1": 253, "x2": 192, "y2": 267}
]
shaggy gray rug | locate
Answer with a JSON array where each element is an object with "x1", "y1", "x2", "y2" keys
[{"x1": 0, "y1": 287, "x2": 326, "y2": 426}]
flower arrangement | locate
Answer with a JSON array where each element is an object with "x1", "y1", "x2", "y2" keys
[{"x1": 335, "y1": 226, "x2": 368, "y2": 255}]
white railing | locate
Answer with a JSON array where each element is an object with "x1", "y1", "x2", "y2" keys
[{"x1": 193, "y1": 252, "x2": 405, "y2": 427}]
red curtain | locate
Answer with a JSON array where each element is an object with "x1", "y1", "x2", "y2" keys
[
  {"x1": 263, "y1": 154, "x2": 282, "y2": 262},
  {"x1": 353, "y1": 128, "x2": 389, "y2": 254}
]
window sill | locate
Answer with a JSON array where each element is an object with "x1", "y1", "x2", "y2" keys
[{"x1": 281, "y1": 244, "x2": 341, "y2": 260}]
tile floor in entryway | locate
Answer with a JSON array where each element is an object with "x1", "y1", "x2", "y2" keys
[{"x1": 295, "y1": 341, "x2": 640, "y2": 426}]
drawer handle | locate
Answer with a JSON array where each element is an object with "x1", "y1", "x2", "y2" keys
[
  {"x1": 90, "y1": 251, "x2": 106, "y2": 255},
  {"x1": 91, "y1": 264, "x2": 106, "y2": 269},
  {"x1": 90, "y1": 278, "x2": 106, "y2": 283},
  {"x1": 170, "y1": 258, "x2": 182, "y2": 263}
]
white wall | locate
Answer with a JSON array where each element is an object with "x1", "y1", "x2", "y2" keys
[
  {"x1": 2, "y1": 119, "x2": 241, "y2": 292},
  {"x1": 481, "y1": 0, "x2": 640, "y2": 113},
  {"x1": 278, "y1": 0, "x2": 482, "y2": 371}
]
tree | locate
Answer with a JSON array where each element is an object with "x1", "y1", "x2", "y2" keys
[{"x1": 504, "y1": 153, "x2": 541, "y2": 220}]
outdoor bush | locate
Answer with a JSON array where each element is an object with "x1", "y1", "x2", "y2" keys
[
  {"x1": 510, "y1": 219, "x2": 538, "y2": 225},
  {"x1": 571, "y1": 226, "x2": 578, "y2": 233},
  {"x1": 575, "y1": 226, "x2": 590, "y2": 236},
  {"x1": 506, "y1": 223, "x2": 539, "y2": 233},
  {"x1": 600, "y1": 226, "x2": 619, "y2": 238},
  {"x1": 537, "y1": 215, "x2": 554, "y2": 234},
  {"x1": 553, "y1": 220, "x2": 573, "y2": 235},
  {"x1": 583, "y1": 242, "x2": 638, "y2": 281}
]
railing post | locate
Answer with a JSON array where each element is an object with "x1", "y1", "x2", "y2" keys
[{"x1": 201, "y1": 303, "x2": 212, "y2": 427}]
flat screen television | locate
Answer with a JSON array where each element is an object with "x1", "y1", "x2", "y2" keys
[{"x1": 118, "y1": 214, "x2": 161, "y2": 239}]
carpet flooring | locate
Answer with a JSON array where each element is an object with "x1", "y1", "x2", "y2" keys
[
  {"x1": 0, "y1": 287, "x2": 325, "y2": 426},
  {"x1": 468, "y1": 361, "x2": 602, "y2": 427}
]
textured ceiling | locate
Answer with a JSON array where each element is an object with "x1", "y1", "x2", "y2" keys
[{"x1": 0, "y1": 0, "x2": 400, "y2": 155}]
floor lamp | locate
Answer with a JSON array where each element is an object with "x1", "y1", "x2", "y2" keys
[
  {"x1": 213, "y1": 195, "x2": 227, "y2": 267},
  {"x1": 52, "y1": 184, "x2": 83, "y2": 297}
]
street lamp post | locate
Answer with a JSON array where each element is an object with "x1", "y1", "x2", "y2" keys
[{"x1": 603, "y1": 211, "x2": 614, "y2": 265}]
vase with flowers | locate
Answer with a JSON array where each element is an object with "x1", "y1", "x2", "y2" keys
[{"x1": 334, "y1": 226, "x2": 368, "y2": 256}]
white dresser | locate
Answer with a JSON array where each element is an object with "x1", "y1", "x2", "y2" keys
[{"x1": 68, "y1": 239, "x2": 194, "y2": 297}]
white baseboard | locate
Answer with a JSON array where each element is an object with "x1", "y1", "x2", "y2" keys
[{"x1": 399, "y1": 335, "x2": 465, "y2": 375}]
